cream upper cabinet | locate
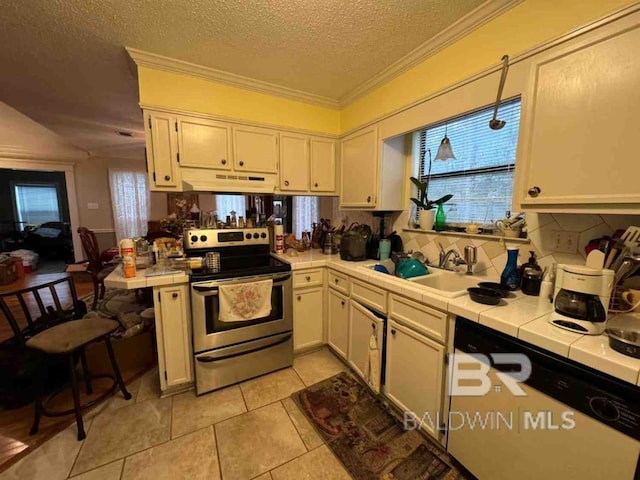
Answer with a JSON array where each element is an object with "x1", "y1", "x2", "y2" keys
[
  {"x1": 233, "y1": 125, "x2": 279, "y2": 174},
  {"x1": 384, "y1": 319, "x2": 445, "y2": 440},
  {"x1": 177, "y1": 116, "x2": 232, "y2": 171},
  {"x1": 310, "y1": 137, "x2": 336, "y2": 192},
  {"x1": 515, "y1": 16, "x2": 640, "y2": 213},
  {"x1": 340, "y1": 127, "x2": 378, "y2": 207},
  {"x1": 145, "y1": 111, "x2": 181, "y2": 191},
  {"x1": 279, "y1": 132, "x2": 309, "y2": 191}
]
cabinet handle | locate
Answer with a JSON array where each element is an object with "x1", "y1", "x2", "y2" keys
[
  {"x1": 285, "y1": 180, "x2": 290, "y2": 186},
  {"x1": 528, "y1": 186, "x2": 541, "y2": 197},
  {"x1": 239, "y1": 161, "x2": 244, "y2": 167},
  {"x1": 391, "y1": 329, "x2": 396, "y2": 336},
  {"x1": 164, "y1": 175, "x2": 171, "y2": 181},
  {"x1": 172, "y1": 293, "x2": 178, "y2": 299},
  {"x1": 297, "y1": 295, "x2": 301, "y2": 301},
  {"x1": 314, "y1": 182, "x2": 318, "y2": 187},
  {"x1": 371, "y1": 322, "x2": 376, "y2": 331},
  {"x1": 306, "y1": 275, "x2": 311, "y2": 281},
  {"x1": 366, "y1": 196, "x2": 371, "y2": 203},
  {"x1": 341, "y1": 301, "x2": 345, "y2": 307},
  {"x1": 221, "y1": 159, "x2": 226, "y2": 165},
  {"x1": 334, "y1": 278, "x2": 339, "y2": 284}
]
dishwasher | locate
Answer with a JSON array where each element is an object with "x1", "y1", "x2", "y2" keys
[{"x1": 448, "y1": 318, "x2": 640, "y2": 480}]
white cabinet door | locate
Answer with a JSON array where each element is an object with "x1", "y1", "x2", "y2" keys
[
  {"x1": 516, "y1": 16, "x2": 640, "y2": 211},
  {"x1": 340, "y1": 127, "x2": 378, "y2": 207},
  {"x1": 310, "y1": 137, "x2": 336, "y2": 193},
  {"x1": 154, "y1": 285, "x2": 192, "y2": 389},
  {"x1": 384, "y1": 319, "x2": 445, "y2": 439},
  {"x1": 146, "y1": 111, "x2": 180, "y2": 190},
  {"x1": 177, "y1": 117, "x2": 232, "y2": 171},
  {"x1": 279, "y1": 133, "x2": 309, "y2": 191},
  {"x1": 293, "y1": 287, "x2": 324, "y2": 352},
  {"x1": 327, "y1": 288, "x2": 349, "y2": 359},
  {"x1": 233, "y1": 125, "x2": 279, "y2": 174},
  {"x1": 348, "y1": 300, "x2": 384, "y2": 392}
]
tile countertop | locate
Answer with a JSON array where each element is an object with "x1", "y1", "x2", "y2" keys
[
  {"x1": 276, "y1": 250, "x2": 640, "y2": 386},
  {"x1": 104, "y1": 266, "x2": 189, "y2": 289}
]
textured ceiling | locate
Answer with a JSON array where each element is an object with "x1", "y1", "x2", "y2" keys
[{"x1": 0, "y1": 0, "x2": 484, "y2": 156}]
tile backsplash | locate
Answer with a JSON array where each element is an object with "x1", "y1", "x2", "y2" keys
[{"x1": 318, "y1": 198, "x2": 640, "y2": 279}]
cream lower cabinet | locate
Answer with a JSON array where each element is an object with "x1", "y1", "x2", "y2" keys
[
  {"x1": 153, "y1": 284, "x2": 193, "y2": 391},
  {"x1": 384, "y1": 319, "x2": 445, "y2": 440},
  {"x1": 293, "y1": 286, "x2": 324, "y2": 352},
  {"x1": 348, "y1": 300, "x2": 384, "y2": 393},
  {"x1": 327, "y1": 288, "x2": 349, "y2": 359}
]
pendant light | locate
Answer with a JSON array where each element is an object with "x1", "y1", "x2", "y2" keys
[{"x1": 435, "y1": 123, "x2": 455, "y2": 161}]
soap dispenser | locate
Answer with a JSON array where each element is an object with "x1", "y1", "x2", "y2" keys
[{"x1": 500, "y1": 245, "x2": 520, "y2": 290}]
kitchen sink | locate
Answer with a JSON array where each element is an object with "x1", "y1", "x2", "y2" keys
[{"x1": 408, "y1": 269, "x2": 482, "y2": 298}]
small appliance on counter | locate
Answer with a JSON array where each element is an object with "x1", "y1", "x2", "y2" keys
[{"x1": 548, "y1": 265, "x2": 615, "y2": 335}]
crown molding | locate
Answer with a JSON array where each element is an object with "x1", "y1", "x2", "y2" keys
[
  {"x1": 0, "y1": 145, "x2": 88, "y2": 163},
  {"x1": 338, "y1": 0, "x2": 523, "y2": 106},
  {"x1": 126, "y1": 47, "x2": 340, "y2": 110}
]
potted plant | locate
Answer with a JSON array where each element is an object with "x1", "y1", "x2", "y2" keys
[{"x1": 409, "y1": 176, "x2": 453, "y2": 230}]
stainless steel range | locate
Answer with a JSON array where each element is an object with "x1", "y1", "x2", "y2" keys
[{"x1": 185, "y1": 228, "x2": 292, "y2": 395}]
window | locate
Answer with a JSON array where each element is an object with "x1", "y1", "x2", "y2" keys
[
  {"x1": 214, "y1": 195, "x2": 246, "y2": 219},
  {"x1": 109, "y1": 170, "x2": 149, "y2": 241},
  {"x1": 292, "y1": 196, "x2": 319, "y2": 237},
  {"x1": 416, "y1": 99, "x2": 521, "y2": 224},
  {"x1": 13, "y1": 183, "x2": 61, "y2": 226}
]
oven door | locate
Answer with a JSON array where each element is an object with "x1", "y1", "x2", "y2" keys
[{"x1": 191, "y1": 272, "x2": 292, "y2": 353}]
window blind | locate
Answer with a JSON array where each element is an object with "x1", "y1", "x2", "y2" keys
[
  {"x1": 417, "y1": 98, "x2": 521, "y2": 224},
  {"x1": 13, "y1": 184, "x2": 61, "y2": 226}
]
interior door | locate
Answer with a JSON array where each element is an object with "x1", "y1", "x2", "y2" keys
[
  {"x1": 348, "y1": 300, "x2": 384, "y2": 392},
  {"x1": 147, "y1": 111, "x2": 179, "y2": 188},
  {"x1": 233, "y1": 125, "x2": 279, "y2": 173},
  {"x1": 384, "y1": 319, "x2": 444, "y2": 440},
  {"x1": 279, "y1": 133, "x2": 309, "y2": 191},
  {"x1": 177, "y1": 117, "x2": 232, "y2": 170},
  {"x1": 310, "y1": 137, "x2": 336, "y2": 192},
  {"x1": 448, "y1": 358, "x2": 640, "y2": 480},
  {"x1": 327, "y1": 288, "x2": 349, "y2": 359}
]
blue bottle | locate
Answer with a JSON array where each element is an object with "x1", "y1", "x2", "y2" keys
[{"x1": 501, "y1": 247, "x2": 520, "y2": 290}]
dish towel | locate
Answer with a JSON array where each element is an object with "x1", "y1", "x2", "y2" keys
[
  {"x1": 218, "y1": 279, "x2": 273, "y2": 322},
  {"x1": 364, "y1": 332, "x2": 381, "y2": 392}
]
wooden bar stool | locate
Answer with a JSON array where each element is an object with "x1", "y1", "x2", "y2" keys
[{"x1": 26, "y1": 318, "x2": 132, "y2": 440}]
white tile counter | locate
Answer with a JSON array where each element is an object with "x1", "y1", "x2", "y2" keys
[
  {"x1": 104, "y1": 266, "x2": 189, "y2": 289},
  {"x1": 276, "y1": 250, "x2": 640, "y2": 386}
]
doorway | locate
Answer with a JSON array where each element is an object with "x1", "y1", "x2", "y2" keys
[{"x1": 0, "y1": 169, "x2": 74, "y2": 273}]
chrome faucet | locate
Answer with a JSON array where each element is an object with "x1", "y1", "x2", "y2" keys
[{"x1": 438, "y1": 243, "x2": 477, "y2": 274}]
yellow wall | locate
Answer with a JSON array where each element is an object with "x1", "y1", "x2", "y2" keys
[
  {"x1": 137, "y1": 67, "x2": 340, "y2": 135},
  {"x1": 340, "y1": 0, "x2": 632, "y2": 132}
]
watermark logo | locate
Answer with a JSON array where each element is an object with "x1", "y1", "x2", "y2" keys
[{"x1": 448, "y1": 352, "x2": 532, "y2": 397}]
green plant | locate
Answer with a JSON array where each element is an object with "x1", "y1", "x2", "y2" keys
[{"x1": 409, "y1": 177, "x2": 453, "y2": 210}]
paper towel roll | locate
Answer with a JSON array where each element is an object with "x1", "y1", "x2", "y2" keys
[{"x1": 274, "y1": 225, "x2": 284, "y2": 253}]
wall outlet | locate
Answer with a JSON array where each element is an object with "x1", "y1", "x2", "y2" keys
[
  {"x1": 550, "y1": 230, "x2": 580, "y2": 253},
  {"x1": 87, "y1": 202, "x2": 99, "y2": 210}
]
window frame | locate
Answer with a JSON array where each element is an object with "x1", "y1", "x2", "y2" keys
[
  {"x1": 414, "y1": 97, "x2": 521, "y2": 225},
  {"x1": 11, "y1": 181, "x2": 63, "y2": 228}
]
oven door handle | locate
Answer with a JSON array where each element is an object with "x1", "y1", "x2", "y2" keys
[
  {"x1": 192, "y1": 273, "x2": 291, "y2": 292},
  {"x1": 196, "y1": 332, "x2": 292, "y2": 363}
]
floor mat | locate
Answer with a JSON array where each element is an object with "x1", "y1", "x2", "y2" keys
[{"x1": 292, "y1": 372, "x2": 470, "y2": 480}]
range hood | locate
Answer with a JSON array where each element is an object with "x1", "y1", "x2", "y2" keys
[{"x1": 181, "y1": 169, "x2": 277, "y2": 193}]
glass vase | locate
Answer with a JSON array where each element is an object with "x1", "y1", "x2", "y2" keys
[
  {"x1": 501, "y1": 247, "x2": 520, "y2": 290},
  {"x1": 434, "y1": 203, "x2": 446, "y2": 231}
]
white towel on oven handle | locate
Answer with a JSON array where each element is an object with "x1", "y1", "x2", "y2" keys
[
  {"x1": 364, "y1": 331, "x2": 380, "y2": 392},
  {"x1": 218, "y1": 279, "x2": 273, "y2": 322}
]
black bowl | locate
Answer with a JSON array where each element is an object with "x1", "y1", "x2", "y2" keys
[
  {"x1": 477, "y1": 282, "x2": 511, "y2": 298},
  {"x1": 467, "y1": 287, "x2": 502, "y2": 305}
]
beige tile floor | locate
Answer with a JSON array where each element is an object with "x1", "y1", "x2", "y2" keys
[{"x1": 1, "y1": 348, "x2": 351, "y2": 480}]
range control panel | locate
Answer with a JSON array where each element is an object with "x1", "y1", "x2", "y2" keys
[{"x1": 184, "y1": 228, "x2": 270, "y2": 249}]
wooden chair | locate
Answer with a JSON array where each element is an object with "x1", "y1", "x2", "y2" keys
[{"x1": 77, "y1": 227, "x2": 115, "y2": 310}]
